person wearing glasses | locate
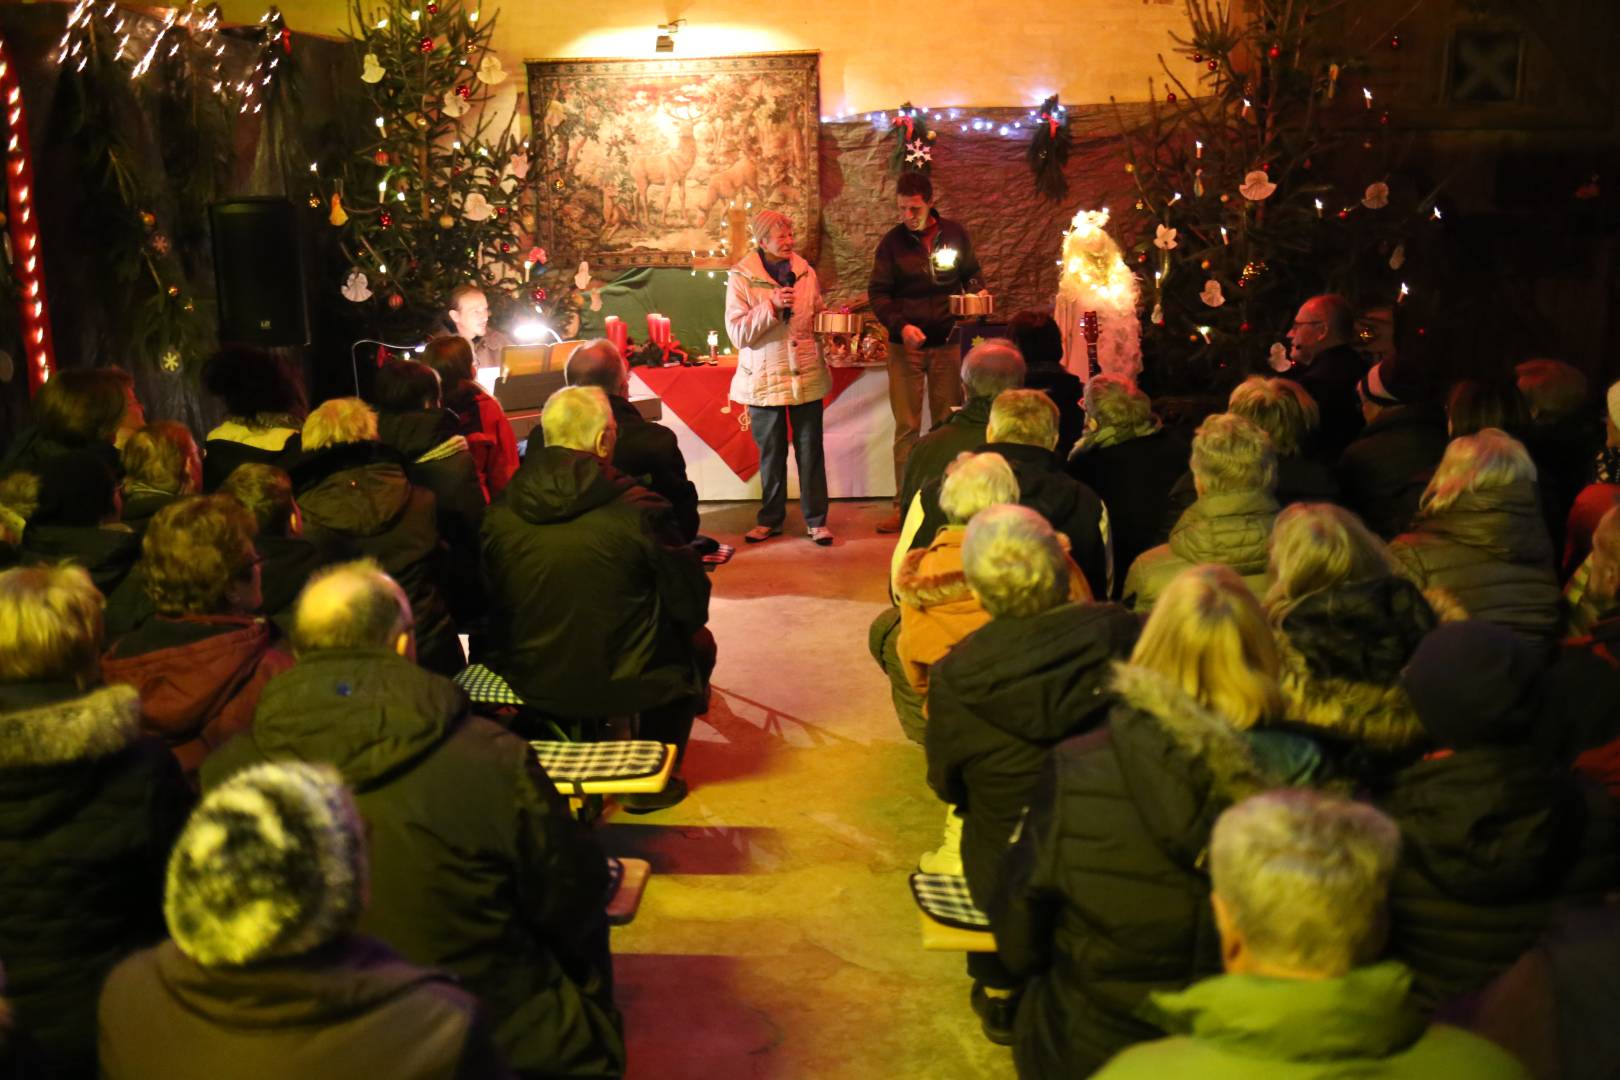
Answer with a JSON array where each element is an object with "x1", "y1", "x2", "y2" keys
[{"x1": 1284, "y1": 294, "x2": 1367, "y2": 458}]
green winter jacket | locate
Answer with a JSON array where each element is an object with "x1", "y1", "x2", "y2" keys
[
  {"x1": 1092, "y1": 961, "x2": 1527, "y2": 1079},
  {"x1": 1122, "y1": 489, "x2": 1278, "y2": 612}
]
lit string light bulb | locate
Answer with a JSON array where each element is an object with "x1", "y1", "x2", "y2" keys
[{"x1": 0, "y1": 31, "x2": 56, "y2": 390}]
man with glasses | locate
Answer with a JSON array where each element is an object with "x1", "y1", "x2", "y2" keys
[{"x1": 1285, "y1": 293, "x2": 1367, "y2": 458}]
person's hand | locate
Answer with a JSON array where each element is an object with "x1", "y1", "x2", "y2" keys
[
  {"x1": 901, "y1": 324, "x2": 927, "y2": 349},
  {"x1": 976, "y1": 288, "x2": 992, "y2": 299},
  {"x1": 771, "y1": 286, "x2": 794, "y2": 309}
]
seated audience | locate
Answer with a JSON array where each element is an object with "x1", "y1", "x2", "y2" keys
[
  {"x1": 994, "y1": 564, "x2": 1294, "y2": 1076},
  {"x1": 1066, "y1": 374, "x2": 1191, "y2": 600},
  {"x1": 1337, "y1": 358, "x2": 1449, "y2": 538},
  {"x1": 926, "y1": 505, "x2": 1137, "y2": 1042},
  {"x1": 912, "y1": 389, "x2": 1111, "y2": 599},
  {"x1": 423, "y1": 335, "x2": 519, "y2": 498},
  {"x1": 0, "y1": 565, "x2": 190, "y2": 1078},
  {"x1": 1388, "y1": 621, "x2": 1618, "y2": 1008},
  {"x1": 1006, "y1": 308, "x2": 1085, "y2": 459},
  {"x1": 1123, "y1": 413, "x2": 1277, "y2": 612},
  {"x1": 219, "y1": 463, "x2": 326, "y2": 635},
  {"x1": 1561, "y1": 377, "x2": 1620, "y2": 576},
  {"x1": 1091, "y1": 790, "x2": 1528, "y2": 1079},
  {"x1": 1390, "y1": 428, "x2": 1561, "y2": 644},
  {"x1": 1167, "y1": 376, "x2": 1339, "y2": 522},
  {"x1": 0, "y1": 366, "x2": 133, "y2": 479},
  {"x1": 566, "y1": 339, "x2": 701, "y2": 543},
  {"x1": 1447, "y1": 378, "x2": 1531, "y2": 440},
  {"x1": 198, "y1": 347, "x2": 305, "y2": 491},
  {"x1": 100, "y1": 496, "x2": 293, "y2": 782},
  {"x1": 1265, "y1": 503, "x2": 1434, "y2": 754},
  {"x1": 1517, "y1": 359, "x2": 1597, "y2": 558},
  {"x1": 99, "y1": 762, "x2": 507, "y2": 1079},
  {"x1": 201, "y1": 561, "x2": 622, "y2": 1078},
  {"x1": 290, "y1": 397, "x2": 461, "y2": 674},
  {"x1": 118, "y1": 421, "x2": 202, "y2": 533},
  {"x1": 873, "y1": 451, "x2": 1021, "y2": 747},
  {"x1": 1557, "y1": 503, "x2": 1620, "y2": 796},
  {"x1": 0, "y1": 471, "x2": 34, "y2": 566},
  {"x1": 1285, "y1": 293, "x2": 1366, "y2": 457},
  {"x1": 893, "y1": 339, "x2": 1026, "y2": 527},
  {"x1": 481, "y1": 387, "x2": 713, "y2": 810},
  {"x1": 17, "y1": 449, "x2": 140, "y2": 595}
]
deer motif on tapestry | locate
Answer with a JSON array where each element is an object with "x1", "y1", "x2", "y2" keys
[{"x1": 630, "y1": 99, "x2": 704, "y2": 227}]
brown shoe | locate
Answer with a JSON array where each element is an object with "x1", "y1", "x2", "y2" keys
[{"x1": 875, "y1": 510, "x2": 902, "y2": 533}]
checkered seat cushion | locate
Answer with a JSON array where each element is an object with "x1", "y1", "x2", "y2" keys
[
  {"x1": 909, "y1": 872, "x2": 992, "y2": 931},
  {"x1": 529, "y1": 739, "x2": 669, "y2": 783},
  {"x1": 454, "y1": 663, "x2": 526, "y2": 705}
]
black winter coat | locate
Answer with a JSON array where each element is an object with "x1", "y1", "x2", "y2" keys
[
  {"x1": 377, "y1": 410, "x2": 490, "y2": 620},
  {"x1": 1066, "y1": 427, "x2": 1192, "y2": 601},
  {"x1": 868, "y1": 211, "x2": 984, "y2": 346},
  {"x1": 100, "y1": 936, "x2": 510, "y2": 1079},
  {"x1": 992, "y1": 664, "x2": 1278, "y2": 1079},
  {"x1": 19, "y1": 523, "x2": 140, "y2": 595},
  {"x1": 925, "y1": 603, "x2": 1139, "y2": 908},
  {"x1": 291, "y1": 442, "x2": 461, "y2": 674},
  {"x1": 481, "y1": 447, "x2": 710, "y2": 718},
  {"x1": 914, "y1": 441, "x2": 1110, "y2": 600},
  {"x1": 1292, "y1": 343, "x2": 1367, "y2": 459},
  {"x1": 1372, "y1": 745, "x2": 1619, "y2": 1009},
  {"x1": 899, "y1": 396, "x2": 992, "y2": 517},
  {"x1": 202, "y1": 651, "x2": 623, "y2": 1079},
  {"x1": 1024, "y1": 366, "x2": 1086, "y2": 461},
  {"x1": 608, "y1": 395, "x2": 700, "y2": 544},
  {"x1": 1391, "y1": 480, "x2": 1562, "y2": 643},
  {"x1": 0, "y1": 683, "x2": 190, "y2": 1078},
  {"x1": 1336, "y1": 403, "x2": 1449, "y2": 539},
  {"x1": 200, "y1": 429, "x2": 302, "y2": 492},
  {"x1": 1164, "y1": 453, "x2": 1341, "y2": 533}
]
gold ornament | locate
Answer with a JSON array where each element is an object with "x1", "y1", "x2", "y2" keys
[
  {"x1": 329, "y1": 194, "x2": 348, "y2": 227},
  {"x1": 438, "y1": 213, "x2": 455, "y2": 229}
]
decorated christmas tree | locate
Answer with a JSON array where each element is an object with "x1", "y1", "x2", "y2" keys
[
  {"x1": 314, "y1": 0, "x2": 547, "y2": 333},
  {"x1": 1112, "y1": 0, "x2": 1439, "y2": 390}
]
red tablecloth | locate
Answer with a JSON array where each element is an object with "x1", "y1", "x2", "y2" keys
[{"x1": 632, "y1": 362, "x2": 871, "y2": 481}]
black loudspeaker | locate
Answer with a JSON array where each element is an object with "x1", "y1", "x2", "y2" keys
[{"x1": 209, "y1": 198, "x2": 310, "y2": 347}]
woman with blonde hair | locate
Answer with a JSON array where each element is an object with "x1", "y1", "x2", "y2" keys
[
  {"x1": 1265, "y1": 503, "x2": 1433, "y2": 753},
  {"x1": 1391, "y1": 428, "x2": 1560, "y2": 642},
  {"x1": 119, "y1": 422, "x2": 203, "y2": 532},
  {"x1": 993, "y1": 564, "x2": 1304, "y2": 1076},
  {"x1": 725, "y1": 209, "x2": 832, "y2": 545}
]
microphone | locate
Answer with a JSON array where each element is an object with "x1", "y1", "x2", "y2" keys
[{"x1": 781, "y1": 270, "x2": 804, "y2": 323}]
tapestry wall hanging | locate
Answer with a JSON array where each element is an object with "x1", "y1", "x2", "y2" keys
[{"x1": 528, "y1": 51, "x2": 820, "y2": 270}]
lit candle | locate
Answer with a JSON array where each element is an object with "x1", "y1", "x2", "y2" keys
[
  {"x1": 1220, "y1": 227, "x2": 1229, "y2": 245},
  {"x1": 1195, "y1": 140, "x2": 1203, "y2": 159},
  {"x1": 1397, "y1": 282, "x2": 1409, "y2": 305},
  {"x1": 605, "y1": 315, "x2": 627, "y2": 355},
  {"x1": 646, "y1": 313, "x2": 663, "y2": 345},
  {"x1": 1363, "y1": 87, "x2": 1373, "y2": 109},
  {"x1": 1314, "y1": 198, "x2": 1323, "y2": 218}
]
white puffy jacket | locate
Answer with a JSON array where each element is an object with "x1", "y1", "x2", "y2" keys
[{"x1": 724, "y1": 249, "x2": 829, "y2": 408}]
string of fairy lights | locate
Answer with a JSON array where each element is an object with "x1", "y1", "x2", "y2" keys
[
  {"x1": 0, "y1": 30, "x2": 52, "y2": 391},
  {"x1": 821, "y1": 102, "x2": 1071, "y2": 140}
]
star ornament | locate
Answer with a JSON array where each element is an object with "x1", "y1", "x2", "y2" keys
[
  {"x1": 1240, "y1": 170, "x2": 1277, "y2": 201},
  {"x1": 1153, "y1": 224, "x2": 1179, "y2": 251},
  {"x1": 159, "y1": 348, "x2": 182, "y2": 373},
  {"x1": 904, "y1": 139, "x2": 932, "y2": 167},
  {"x1": 1362, "y1": 181, "x2": 1391, "y2": 209}
]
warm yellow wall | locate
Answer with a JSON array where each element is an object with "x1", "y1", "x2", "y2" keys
[{"x1": 236, "y1": 0, "x2": 1193, "y2": 114}]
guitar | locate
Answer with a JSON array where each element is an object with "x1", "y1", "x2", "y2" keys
[{"x1": 1082, "y1": 310, "x2": 1101, "y2": 379}]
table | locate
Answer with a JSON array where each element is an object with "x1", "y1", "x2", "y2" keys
[{"x1": 629, "y1": 360, "x2": 901, "y2": 501}]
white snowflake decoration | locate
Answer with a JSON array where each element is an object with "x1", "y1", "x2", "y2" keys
[
  {"x1": 904, "y1": 139, "x2": 932, "y2": 167},
  {"x1": 1240, "y1": 169, "x2": 1277, "y2": 201},
  {"x1": 442, "y1": 89, "x2": 469, "y2": 118},
  {"x1": 159, "y1": 348, "x2": 182, "y2": 373},
  {"x1": 1153, "y1": 224, "x2": 1179, "y2": 251},
  {"x1": 461, "y1": 192, "x2": 493, "y2": 222},
  {"x1": 341, "y1": 270, "x2": 372, "y2": 303},
  {"x1": 360, "y1": 53, "x2": 385, "y2": 84},
  {"x1": 476, "y1": 55, "x2": 507, "y2": 85},
  {"x1": 1199, "y1": 279, "x2": 1225, "y2": 308},
  {"x1": 1362, "y1": 182, "x2": 1390, "y2": 210}
]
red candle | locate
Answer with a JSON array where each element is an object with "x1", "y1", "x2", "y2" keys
[
  {"x1": 658, "y1": 315, "x2": 672, "y2": 346},
  {"x1": 646, "y1": 312, "x2": 662, "y2": 345},
  {"x1": 605, "y1": 315, "x2": 627, "y2": 355}
]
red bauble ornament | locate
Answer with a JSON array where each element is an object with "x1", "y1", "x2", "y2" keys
[
  {"x1": 1337, "y1": 209, "x2": 1351, "y2": 220},
  {"x1": 419, "y1": 36, "x2": 434, "y2": 53},
  {"x1": 500, "y1": 241, "x2": 511, "y2": 252},
  {"x1": 1136, "y1": 253, "x2": 1149, "y2": 264},
  {"x1": 496, "y1": 206, "x2": 508, "y2": 217},
  {"x1": 1267, "y1": 44, "x2": 1281, "y2": 59},
  {"x1": 1302, "y1": 158, "x2": 1312, "y2": 169},
  {"x1": 1389, "y1": 33, "x2": 1401, "y2": 49},
  {"x1": 379, "y1": 211, "x2": 393, "y2": 228},
  {"x1": 456, "y1": 84, "x2": 471, "y2": 99},
  {"x1": 1192, "y1": 52, "x2": 1203, "y2": 62},
  {"x1": 1379, "y1": 111, "x2": 1391, "y2": 126},
  {"x1": 1239, "y1": 322, "x2": 1251, "y2": 333},
  {"x1": 374, "y1": 150, "x2": 389, "y2": 166},
  {"x1": 387, "y1": 292, "x2": 404, "y2": 310},
  {"x1": 1207, "y1": 60, "x2": 1218, "y2": 71},
  {"x1": 426, "y1": 1, "x2": 438, "y2": 11},
  {"x1": 530, "y1": 287, "x2": 547, "y2": 302},
  {"x1": 1166, "y1": 92, "x2": 1177, "y2": 103}
]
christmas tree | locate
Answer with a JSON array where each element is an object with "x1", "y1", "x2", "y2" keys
[
  {"x1": 1112, "y1": 0, "x2": 1439, "y2": 391},
  {"x1": 315, "y1": 0, "x2": 544, "y2": 333}
]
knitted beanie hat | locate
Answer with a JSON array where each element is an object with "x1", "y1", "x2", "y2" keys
[
  {"x1": 165, "y1": 762, "x2": 366, "y2": 967},
  {"x1": 750, "y1": 209, "x2": 792, "y2": 247},
  {"x1": 1399, "y1": 620, "x2": 1542, "y2": 749},
  {"x1": 33, "y1": 448, "x2": 118, "y2": 526}
]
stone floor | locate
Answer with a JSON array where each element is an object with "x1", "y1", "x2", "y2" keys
[{"x1": 598, "y1": 498, "x2": 1014, "y2": 1080}]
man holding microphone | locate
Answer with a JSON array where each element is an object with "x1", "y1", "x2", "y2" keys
[{"x1": 869, "y1": 171, "x2": 986, "y2": 533}]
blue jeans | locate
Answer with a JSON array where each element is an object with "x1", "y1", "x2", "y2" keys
[{"x1": 748, "y1": 400, "x2": 828, "y2": 528}]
